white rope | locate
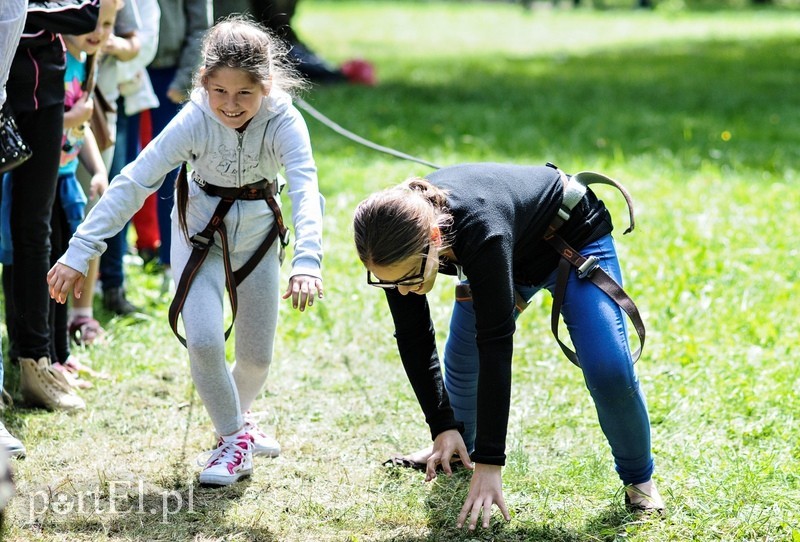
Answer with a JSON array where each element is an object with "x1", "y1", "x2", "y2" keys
[{"x1": 295, "y1": 97, "x2": 441, "y2": 170}]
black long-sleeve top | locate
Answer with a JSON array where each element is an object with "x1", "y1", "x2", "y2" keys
[
  {"x1": 385, "y1": 163, "x2": 613, "y2": 465},
  {"x1": 7, "y1": 0, "x2": 99, "y2": 114}
]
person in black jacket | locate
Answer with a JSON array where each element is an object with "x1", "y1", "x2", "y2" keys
[
  {"x1": 3, "y1": 0, "x2": 100, "y2": 411},
  {"x1": 353, "y1": 163, "x2": 664, "y2": 529}
]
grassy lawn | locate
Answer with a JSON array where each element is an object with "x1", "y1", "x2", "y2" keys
[{"x1": 2, "y1": 1, "x2": 800, "y2": 540}]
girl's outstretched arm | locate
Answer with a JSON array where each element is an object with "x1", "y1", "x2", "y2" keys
[
  {"x1": 282, "y1": 274, "x2": 323, "y2": 312},
  {"x1": 47, "y1": 262, "x2": 85, "y2": 304}
]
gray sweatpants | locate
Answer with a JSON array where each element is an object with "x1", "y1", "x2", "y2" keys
[{"x1": 171, "y1": 181, "x2": 281, "y2": 436}]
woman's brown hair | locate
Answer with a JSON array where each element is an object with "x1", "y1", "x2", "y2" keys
[{"x1": 353, "y1": 177, "x2": 451, "y2": 268}]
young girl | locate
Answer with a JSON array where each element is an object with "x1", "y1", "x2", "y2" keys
[
  {"x1": 48, "y1": 16, "x2": 324, "y2": 487},
  {"x1": 353, "y1": 163, "x2": 663, "y2": 529}
]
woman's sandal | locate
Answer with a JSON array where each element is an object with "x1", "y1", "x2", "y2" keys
[
  {"x1": 68, "y1": 316, "x2": 106, "y2": 346},
  {"x1": 624, "y1": 482, "x2": 666, "y2": 517}
]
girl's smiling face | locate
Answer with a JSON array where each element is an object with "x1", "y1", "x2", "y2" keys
[
  {"x1": 204, "y1": 67, "x2": 270, "y2": 131},
  {"x1": 64, "y1": 0, "x2": 117, "y2": 55}
]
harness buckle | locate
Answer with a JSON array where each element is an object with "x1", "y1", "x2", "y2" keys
[
  {"x1": 190, "y1": 233, "x2": 214, "y2": 250},
  {"x1": 576, "y1": 255, "x2": 600, "y2": 279},
  {"x1": 279, "y1": 228, "x2": 291, "y2": 247}
]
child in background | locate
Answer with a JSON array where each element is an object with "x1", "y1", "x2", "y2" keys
[
  {"x1": 48, "y1": 16, "x2": 324, "y2": 487},
  {"x1": 48, "y1": 0, "x2": 120, "y2": 392}
]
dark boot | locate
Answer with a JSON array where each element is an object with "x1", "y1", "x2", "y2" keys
[{"x1": 103, "y1": 287, "x2": 141, "y2": 315}]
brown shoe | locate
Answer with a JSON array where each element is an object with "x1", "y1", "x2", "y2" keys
[{"x1": 19, "y1": 357, "x2": 86, "y2": 411}]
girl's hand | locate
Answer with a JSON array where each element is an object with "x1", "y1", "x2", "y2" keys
[
  {"x1": 166, "y1": 88, "x2": 187, "y2": 104},
  {"x1": 89, "y1": 173, "x2": 108, "y2": 201},
  {"x1": 47, "y1": 263, "x2": 85, "y2": 304},
  {"x1": 282, "y1": 274, "x2": 323, "y2": 312},
  {"x1": 68, "y1": 92, "x2": 94, "y2": 126},
  {"x1": 425, "y1": 429, "x2": 474, "y2": 482},
  {"x1": 457, "y1": 463, "x2": 511, "y2": 530}
]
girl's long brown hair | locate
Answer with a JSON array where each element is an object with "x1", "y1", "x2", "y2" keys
[{"x1": 176, "y1": 15, "x2": 307, "y2": 242}]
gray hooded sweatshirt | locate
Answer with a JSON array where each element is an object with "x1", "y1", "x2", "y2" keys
[{"x1": 61, "y1": 86, "x2": 323, "y2": 280}]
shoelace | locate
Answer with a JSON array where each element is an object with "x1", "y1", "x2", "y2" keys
[{"x1": 197, "y1": 437, "x2": 251, "y2": 468}]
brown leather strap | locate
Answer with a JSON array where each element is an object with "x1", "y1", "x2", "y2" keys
[
  {"x1": 546, "y1": 234, "x2": 645, "y2": 367},
  {"x1": 168, "y1": 178, "x2": 285, "y2": 347}
]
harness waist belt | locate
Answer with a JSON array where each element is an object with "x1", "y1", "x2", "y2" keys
[{"x1": 197, "y1": 179, "x2": 274, "y2": 200}]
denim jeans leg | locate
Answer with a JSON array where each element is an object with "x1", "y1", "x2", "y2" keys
[
  {"x1": 443, "y1": 290, "x2": 480, "y2": 452},
  {"x1": 545, "y1": 234, "x2": 654, "y2": 485}
]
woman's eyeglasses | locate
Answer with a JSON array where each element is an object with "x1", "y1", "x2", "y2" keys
[{"x1": 367, "y1": 243, "x2": 430, "y2": 289}]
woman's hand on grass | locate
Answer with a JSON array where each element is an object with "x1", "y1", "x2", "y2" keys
[
  {"x1": 425, "y1": 429, "x2": 473, "y2": 482},
  {"x1": 457, "y1": 463, "x2": 510, "y2": 530}
]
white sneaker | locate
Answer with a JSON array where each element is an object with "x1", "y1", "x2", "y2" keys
[
  {"x1": 0, "y1": 422, "x2": 25, "y2": 458},
  {"x1": 198, "y1": 432, "x2": 253, "y2": 487},
  {"x1": 243, "y1": 412, "x2": 281, "y2": 458}
]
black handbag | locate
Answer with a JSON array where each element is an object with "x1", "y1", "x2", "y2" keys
[{"x1": 0, "y1": 102, "x2": 32, "y2": 174}]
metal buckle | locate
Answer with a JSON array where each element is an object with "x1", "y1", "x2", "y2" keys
[
  {"x1": 190, "y1": 233, "x2": 214, "y2": 250},
  {"x1": 279, "y1": 228, "x2": 291, "y2": 248},
  {"x1": 577, "y1": 255, "x2": 600, "y2": 279}
]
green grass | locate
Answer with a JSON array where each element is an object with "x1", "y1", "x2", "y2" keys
[{"x1": 2, "y1": 1, "x2": 800, "y2": 540}]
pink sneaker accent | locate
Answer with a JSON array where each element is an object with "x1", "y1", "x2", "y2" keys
[
  {"x1": 243, "y1": 412, "x2": 281, "y2": 458},
  {"x1": 199, "y1": 433, "x2": 254, "y2": 486}
]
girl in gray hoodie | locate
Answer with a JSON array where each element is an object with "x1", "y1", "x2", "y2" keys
[{"x1": 47, "y1": 16, "x2": 324, "y2": 487}]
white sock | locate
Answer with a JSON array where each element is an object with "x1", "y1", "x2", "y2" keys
[{"x1": 69, "y1": 307, "x2": 93, "y2": 321}]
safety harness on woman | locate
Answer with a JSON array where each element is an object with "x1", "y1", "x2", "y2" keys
[
  {"x1": 542, "y1": 162, "x2": 645, "y2": 367},
  {"x1": 168, "y1": 164, "x2": 289, "y2": 347}
]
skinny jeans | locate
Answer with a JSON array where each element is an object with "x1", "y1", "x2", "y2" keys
[
  {"x1": 6, "y1": 104, "x2": 64, "y2": 361},
  {"x1": 443, "y1": 234, "x2": 654, "y2": 485},
  {"x1": 145, "y1": 66, "x2": 181, "y2": 266},
  {"x1": 99, "y1": 102, "x2": 138, "y2": 289},
  {"x1": 170, "y1": 181, "x2": 280, "y2": 436}
]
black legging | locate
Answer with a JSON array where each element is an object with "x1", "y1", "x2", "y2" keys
[{"x1": 4, "y1": 103, "x2": 64, "y2": 362}]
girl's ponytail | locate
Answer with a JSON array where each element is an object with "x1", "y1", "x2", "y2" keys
[{"x1": 175, "y1": 163, "x2": 190, "y2": 242}]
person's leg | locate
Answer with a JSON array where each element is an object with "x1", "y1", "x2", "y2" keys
[
  {"x1": 146, "y1": 67, "x2": 181, "y2": 268},
  {"x1": 443, "y1": 282, "x2": 538, "y2": 454},
  {"x1": 548, "y1": 235, "x2": 655, "y2": 486},
  {"x1": 48, "y1": 192, "x2": 70, "y2": 364},
  {"x1": 8, "y1": 105, "x2": 63, "y2": 361},
  {"x1": 130, "y1": 109, "x2": 160, "y2": 260},
  {"x1": 442, "y1": 287, "x2": 480, "y2": 452},
  {"x1": 231, "y1": 243, "x2": 280, "y2": 414},
  {"x1": 170, "y1": 194, "x2": 242, "y2": 437},
  {"x1": 230, "y1": 205, "x2": 282, "y2": 457},
  {"x1": 99, "y1": 104, "x2": 141, "y2": 315}
]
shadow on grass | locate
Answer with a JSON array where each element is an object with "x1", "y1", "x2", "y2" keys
[
  {"x1": 307, "y1": 35, "x2": 798, "y2": 196},
  {"x1": 381, "y1": 469, "x2": 648, "y2": 542}
]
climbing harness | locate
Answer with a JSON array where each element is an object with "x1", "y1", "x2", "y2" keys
[
  {"x1": 542, "y1": 162, "x2": 645, "y2": 367},
  {"x1": 168, "y1": 164, "x2": 289, "y2": 347}
]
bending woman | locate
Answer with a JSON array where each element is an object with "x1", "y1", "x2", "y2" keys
[{"x1": 353, "y1": 162, "x2": 664, "y2": 529}]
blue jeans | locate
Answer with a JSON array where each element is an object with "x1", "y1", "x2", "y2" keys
[
  {"x1": 145, "y1": 66, "x2": 182, "y2": 267},
  {"x1": 99, "y1": 100, "x2": 136, "y2": 290},
  {"x1": 443, "y1": 234, "x2": 654, "y2": 485}
]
